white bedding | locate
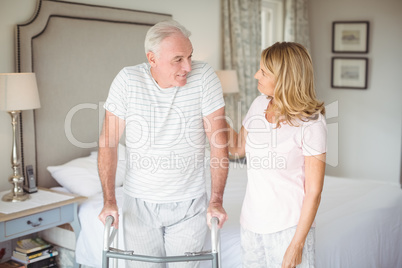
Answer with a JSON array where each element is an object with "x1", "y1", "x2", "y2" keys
[
  {"x1": 315, "y1": 177, "x2": 402, "y2": 268},
  {"x1": 75, "y1": 187, "x2": 126, "y2": 268},
  {"x1": 74, "y1": 160, "x2": 402, "y2": 268}
]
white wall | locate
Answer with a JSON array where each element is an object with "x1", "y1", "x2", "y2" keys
[
  {"x1": 0, "y1": 0, "x2": 222, "y2": 191},
  {"x1": 309, "y1": 0, "x2": 402, "y2": 184}
]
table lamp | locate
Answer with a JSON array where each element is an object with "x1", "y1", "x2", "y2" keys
[
  {"x1": 0, "y1": 73, "x2": 41, "y2": 202},
  {"x1": 215, "y1": 70, "x2": 240, "y2": 95}
]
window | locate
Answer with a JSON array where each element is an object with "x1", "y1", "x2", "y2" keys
[{"x1": 261, "y1": 0, "x2": 284, "y2": 49}]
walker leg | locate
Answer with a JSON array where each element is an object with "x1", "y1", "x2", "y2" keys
[
  {"x1": 212, "y1": 252, "x2": 219, "y2": 268},
  {"x1": 102, "y1": 251, "x2": 108, "y2": 268}
]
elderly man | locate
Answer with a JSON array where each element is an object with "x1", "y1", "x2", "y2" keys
[{"x1": 98, "y1": 20, "x2": 228, "y2": 268}]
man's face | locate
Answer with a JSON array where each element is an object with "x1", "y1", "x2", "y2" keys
[{"x1": 148, "y1": 33, "x2": 193, "y2": 88}]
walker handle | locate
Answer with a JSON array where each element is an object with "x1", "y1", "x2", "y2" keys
[
  {"x1": 210, "y1": 217, "x2": 220, "y2": 253},
  {"x1": 103, "y1": 215, "x2": 117, "y2": 251}
]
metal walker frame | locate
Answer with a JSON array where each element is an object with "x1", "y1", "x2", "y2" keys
[{"x1": 102, "y1": 216, "x2": 221, "y2": 268}]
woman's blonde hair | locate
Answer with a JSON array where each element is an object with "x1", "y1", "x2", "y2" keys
[{"x1": 261, "y1": 42, "x2": 325, "y2": 128}]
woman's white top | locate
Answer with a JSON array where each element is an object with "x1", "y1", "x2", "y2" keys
[{"x1": 241, "y1": 95, "x2": 327, "y2": 234}]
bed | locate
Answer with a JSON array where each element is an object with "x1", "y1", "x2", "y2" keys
[
  {"x1": 44, "y1": 149, "x2": 402, "y2": 268},
  {"x1": 16, "y1": 1, "x2": 402, "y2": 267}
]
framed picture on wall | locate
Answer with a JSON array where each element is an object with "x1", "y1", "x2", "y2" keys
[
  {"x1": 332, "y1": 21, "x2": 369, "y2": 53},
  {"x1": 331, "y1": 57, "x2": 368, "y2": 89}
]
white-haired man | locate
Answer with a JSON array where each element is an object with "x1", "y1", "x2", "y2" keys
[{"x1": 98, "y1": 20, "x2": 228, "y2": 268}]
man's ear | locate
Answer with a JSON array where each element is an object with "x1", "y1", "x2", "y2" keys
[{"x1": 147, "y1": 51, "x2": 157, "y2": 67}]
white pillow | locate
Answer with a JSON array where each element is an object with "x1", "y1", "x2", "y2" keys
[{"x1": 47, "y1": 144, "x2": 126, "y2": 197}]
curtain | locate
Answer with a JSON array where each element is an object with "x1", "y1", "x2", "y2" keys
[
  {"x1": 284, "y1": 0, "x2": 311, "y2": 50},
  {"x1": 222, "y1": 0, "x2": 262, "y2": 130}
]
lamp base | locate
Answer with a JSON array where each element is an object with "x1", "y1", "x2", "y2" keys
[
  {"x1": 2, "y1": 190, "x2": 30, "y2": 202},
  {"x1": 2, "y1": 175, "x2": 30, "y2": 202},
  {"x1": 3, "y1": 110, "x2": 31, "y2": 202}
]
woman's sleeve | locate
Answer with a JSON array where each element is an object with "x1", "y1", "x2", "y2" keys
[{"x1": 302, "y1": 114, "x2": 327, "y2": 156}]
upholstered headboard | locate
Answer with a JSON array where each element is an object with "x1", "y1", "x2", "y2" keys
[{"x1": 17, "y1": 0, "x2": 171, "y2": 188}]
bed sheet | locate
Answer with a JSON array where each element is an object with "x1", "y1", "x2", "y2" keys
[
  {"x1": 75, "y1": 187, "x2": 126, "y2": 268},
  {"x1": 316, "y1": 176, "x2": 402, "y2": 268},
  {"x1": 75, "y1": 163, "x2": 402, "y2": 268}
]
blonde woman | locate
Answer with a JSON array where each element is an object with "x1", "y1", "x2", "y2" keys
[{"x1": 228, "y1": 42, "x2": 327, "y2": 268}]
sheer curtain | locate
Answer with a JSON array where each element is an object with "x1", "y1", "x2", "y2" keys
[
  {"x1": 284, "y1": 0, "x2": 311, "y2": 50},
  {"x1": 221, "y1": 0, "x2": 311, "y2": 128},
  {"x1": 222, "y1": 0, "x2": 262, "y2": 129}
]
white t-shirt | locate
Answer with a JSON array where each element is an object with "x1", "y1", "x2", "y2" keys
[
  {"x1": 104, "y1": 61, "x2": 224, "y2": 203},
  {"x1": 240, "y1": 95, "x2": 327, "y2": 234}
]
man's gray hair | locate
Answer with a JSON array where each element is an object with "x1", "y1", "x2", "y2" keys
[{"x1": 144, "y1": 20, "x2": 191, "y2": 57}]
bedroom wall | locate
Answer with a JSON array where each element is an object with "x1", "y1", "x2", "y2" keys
[
  {"x1": 308, "y1": 0, "x2": 402, "y2": 184},
  {"x1": 0, "y1": 0, "x2": 222, "y2": 191}
]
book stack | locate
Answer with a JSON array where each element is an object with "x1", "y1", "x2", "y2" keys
[{"x1": 10, "y1": 238, "x2": 58, "y2": 268}]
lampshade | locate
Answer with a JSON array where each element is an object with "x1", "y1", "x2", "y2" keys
[
  {"x1": 0, "y1": 73, "x2": 41, "y2": 111},
  {"x1": 216, "y1": 70, "x2": 239, "y2": 94}
]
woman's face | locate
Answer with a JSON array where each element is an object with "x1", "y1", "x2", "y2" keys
[{"x1": 254, "y1": 60, "x2": 276, "y2": 97}]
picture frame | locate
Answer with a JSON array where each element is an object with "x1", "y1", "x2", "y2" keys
[
  {"x1": 332, "y1": 21, "x2": 369, "y2": 53},
  {"x1": 331, "y1": 57, "x2": 368, "y2": 89}
]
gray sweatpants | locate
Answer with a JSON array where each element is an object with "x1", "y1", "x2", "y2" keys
[{"x1": 123, "y1": 193, "x2": 208, "y2": 268}]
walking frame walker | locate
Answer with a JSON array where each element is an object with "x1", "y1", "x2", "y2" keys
[{"x1": 102, "y1": 216, "x2": 221, "y2": 268}]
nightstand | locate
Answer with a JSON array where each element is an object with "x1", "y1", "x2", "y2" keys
[{"x1": 0, "y1": 188, "x2": 86, "y2": 266}]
